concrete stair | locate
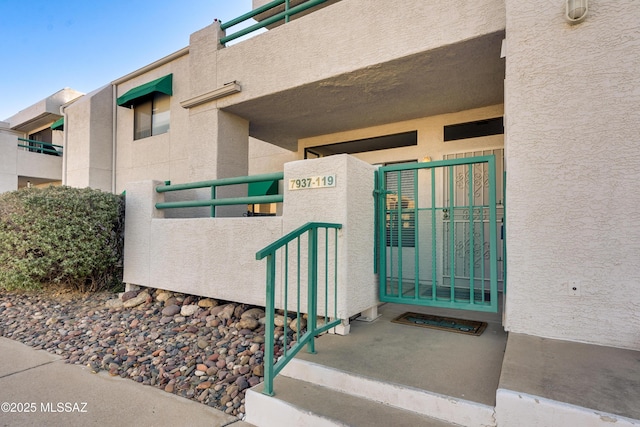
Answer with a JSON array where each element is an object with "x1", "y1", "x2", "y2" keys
[{"x1": 245, "y1": 358, "x2": 496, "y2": 427}]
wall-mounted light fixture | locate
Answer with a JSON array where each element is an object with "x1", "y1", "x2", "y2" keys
[{"x1": 566, "y1": 0, "x2": 588, "y2": 24}]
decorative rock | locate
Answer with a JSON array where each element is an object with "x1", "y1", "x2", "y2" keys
[
  {"x1": 197, "y1": 381, "x2": 212, "y2": 390},
  {"x1": 156, "y1": 291, "x2": 172, "y2": 302},
  {"x1": 253, "y1": 364, "x2": 264, "y2": 377},
  {"x1": 274, "y1": 315, "x2": 287, "y2": 327},
  {"x1": 226, "y1": 384, "x2": 239, "y2": 396},
  {"x1": 164, "y1": 297, "x2": 178, "y2": 307},
  {"x1": 217, "y1": 304, "x2": 236, "y2": 321},
  {"x1": 236, "y1": 376, "x2": 249, "y2": 392},
  {"x1": 105, "y1": 299, "x2": 123, "y2": 309},
  {"x1": 241, "y1": 308, "x2": 265, "y2": 320},
  {"x1": 161, "y1": 305, "x2": 180, "y2": 316},
  {"x1": 236, "y1": 318, "x2": 259, "y2": 330},
  {"x1": 289, "y1": 317, "x2": 307, "y2": 332},
  {"x1": 180, "y1": 304, "x2": 199, "y2": 317},
  {"x1": 121, "y1": 290, "x2": 139, "y2": 302},
  {"x1": 0, "y1": 286, "x2": 293, "y2": 418},
  {"x1": 123, "y1": 291, "x2": 150, "y2": 308},
  {"x1": 234, "y1": 305, "x2": 246, "y2": 318},
  {"x1": 198, "y1": 298, "x2": 217, "y2": 308}
]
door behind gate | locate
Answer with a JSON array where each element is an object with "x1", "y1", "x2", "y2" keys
[{"x1": 376, "y1": 155, "x2": 499, "y2": 312}]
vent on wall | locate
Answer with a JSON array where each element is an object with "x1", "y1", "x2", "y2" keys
[{"x1": 444, "y1": 117, "x2": 503, "y2": 142}]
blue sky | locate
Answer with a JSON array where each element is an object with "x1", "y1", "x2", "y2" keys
[{"x1": 0, "y1": 0, "x2": 255, "y2": 121}]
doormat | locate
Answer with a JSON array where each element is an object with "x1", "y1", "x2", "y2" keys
[{"x1": 391, "y1": 312, "x2": 487, "y2": 336}]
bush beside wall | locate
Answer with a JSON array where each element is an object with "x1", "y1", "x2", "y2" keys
[{"x1": 0, "y1": 186, "x2": 125, "y2": 292}]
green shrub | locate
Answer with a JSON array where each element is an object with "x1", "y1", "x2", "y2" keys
[{"x1": 0, "y1": 186, "x2": 125, "y2": 292}]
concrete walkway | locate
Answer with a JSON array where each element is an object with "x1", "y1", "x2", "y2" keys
[{"x1": 0, "y1": 337, "x2": 254, "y2": 427}]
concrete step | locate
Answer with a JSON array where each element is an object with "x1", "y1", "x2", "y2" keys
[
  {"x1": 245, "y1": 358, "x2": 496, "y2": 427},
  {"x1": 283, "y1": 358, "x2": 495, "y2": 426},
  {"x1": 245, "y1": 376, "x2": 461, "y2": 427}
]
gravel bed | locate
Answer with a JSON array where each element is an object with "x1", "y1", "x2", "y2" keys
[{"x1": 0, "y1": 286, "x2": 304, "y2": 419}]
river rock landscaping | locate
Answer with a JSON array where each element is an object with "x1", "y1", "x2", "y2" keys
[{"x1": 0, "y1": 286, "x2": 305, "y2": 419}]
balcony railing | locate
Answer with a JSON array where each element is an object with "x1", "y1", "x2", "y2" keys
[
  {"x1": 17, "y1": 138, "x2": 63, "y2": 156},
  {"x1": 220, "y1": 0, "x2": 329, "y2": 46},
  {"x1": 155, "y1": 172, "x2": 284, "y2": 217}
]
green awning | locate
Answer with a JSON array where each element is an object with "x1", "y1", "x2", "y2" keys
[
  {"x1": 117, "y1": 74, "x2": 173, "y2": 108},
  {"x1": 248, "y1": 180, "x2": 279, "y2": 197},
  {"x1": 51, "y1": 117, "x2": 64, "y2": 131}
]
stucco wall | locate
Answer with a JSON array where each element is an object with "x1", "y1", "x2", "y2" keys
[
  {"x1": 0, "y1": 132, "x2": 17, "y2": 192},
  {"x1": 114, "y1": 46, "x2": 250, "y2": 211},
  {"x1": 504, "y1": 1, "x2": 640, "y2": 350},
  {"x1": 16, "y1": 150, "x2": 62, "y2": 181},
  {"x1": 115, "y1": 56, "x2": 191, "y2": 192},
  {"x1": 282, "y1": 155, "x2": 377, "y2": 319},
  {"x1": 216, "y1": 0, "x2": 505, "y2": 106},
  {"x1": 65, "y1": 85, "x2": 113, "y2": 191},
  {"x1": 123, "y1": 154, "x2": 377, "y2": 321}
]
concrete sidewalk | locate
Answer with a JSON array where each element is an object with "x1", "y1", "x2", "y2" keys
[{"x1": 0, "y1": 337, "x2": 254, "y2": 427}]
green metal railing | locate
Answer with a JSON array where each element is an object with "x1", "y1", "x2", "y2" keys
[
  {"x1": 220, "y1": 0, "x2": 328, "y2": 45},
  {"x1": 17, "y1": 138, "x2": 63, "y2": 156},
  {"x1": 155, "y1": 172, "x2": 283, "y2": 217},
  {"x1": 256, "y1": 222, "x2": 342, "y2": 396}
]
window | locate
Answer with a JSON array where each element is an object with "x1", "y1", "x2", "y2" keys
[
  {"x1": 385, "y1": 163, "x2": 417, "y2": 247},
  {"x1": 444, "y1": 117, "x2": 503, "y2": 142},
  {"x1": 134, "y1": 93, "x2": 170, "y2": 140}
]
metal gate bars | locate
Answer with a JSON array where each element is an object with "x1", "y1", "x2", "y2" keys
[{"x1": 375, "y1": 155, "x2": 499, "y2": 313}]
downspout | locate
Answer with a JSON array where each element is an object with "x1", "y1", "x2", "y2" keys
[
  {"x1": 111, "y1": 83, "x2": 117, "y2": 193},
  {"x1": 60, "y1": 105, "x2": 69, "y2": 186}
]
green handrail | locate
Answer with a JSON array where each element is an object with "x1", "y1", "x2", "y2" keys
[
  {"x1": 155, "y1": 172, "x2": 283, "y2": 217},
  {"x1": 220, "y1": 0, "x2": 328, "y2": 45},
  {"x1": 17, "y1": 138, "x2": 63, "y2": 156},
  {"x1": 256, "y1": 221, "x2": 342, "y2": 396}
]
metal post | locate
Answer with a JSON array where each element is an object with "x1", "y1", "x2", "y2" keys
[
  {"x1": 263, "y1": 253, "x2": 276, "y2": 396},
  {"x1": 307, "y1": 227, "x2": 318, "y2": 354}
]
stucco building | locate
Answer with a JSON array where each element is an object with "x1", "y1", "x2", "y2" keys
[{"x1": 3, "y1": 1, "x2": 639, "y2": 425}]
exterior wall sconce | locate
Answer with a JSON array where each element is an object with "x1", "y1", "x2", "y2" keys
[{"x1": 566, "y1": 0, "x2": 588, "y2": 24}]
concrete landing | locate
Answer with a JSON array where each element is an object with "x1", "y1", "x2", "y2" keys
[
  {"x1": 296, "y1": 302, "x2": 507, "y2": 406},
  {"x1": 496, "y1": 333, "x2": 640, "y2": 426}
]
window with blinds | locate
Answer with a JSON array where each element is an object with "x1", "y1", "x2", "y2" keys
[{"x1": 385, "y1": 165, "x2": 416, "y2": 247}]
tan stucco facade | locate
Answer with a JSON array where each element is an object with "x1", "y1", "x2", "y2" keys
[{"x1": 4, "y1": 1, "x2": 640, "y2": 425}]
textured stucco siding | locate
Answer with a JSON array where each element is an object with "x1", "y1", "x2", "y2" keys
[
  {"x1": 149, "y1": 217, "x2": 283, "y2": 307},
  {"x1": 124, "y1": 155, "x2": 377, "y2": 321},
  {"x1": 65, "y1": 85, "x2": 113, "y2": 192},
  {"x1": 216, "y1": 0, "x2": 505, "y2": 106},
  {"x1": 115, "y1": 55, "x2": 191, "y2": 192},
  {"x1": 504, "y1": 1, "x2": 640, "y2": 349},
  {"x1": 283, "y1": 155, "x2": 377, "y2": 319},
  {"x1": 0, "y1": 133, "x2": 18, "y2": 192}
]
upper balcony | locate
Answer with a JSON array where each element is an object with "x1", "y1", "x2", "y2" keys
[
  {"x1": 4, "y1": 88, "x2": 83, "y2": 133},
  {"x1": 211, "y1": 0, "x2": 506, "y2": 150}
]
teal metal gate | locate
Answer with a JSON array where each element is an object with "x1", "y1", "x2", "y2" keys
[{"x1": 376, "y1": 155, "x2": 499, "y2": 312}]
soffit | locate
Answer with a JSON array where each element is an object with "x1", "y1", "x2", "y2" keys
[{"x1": 223, "y1": 31, "x2": 505, "y2": 151}]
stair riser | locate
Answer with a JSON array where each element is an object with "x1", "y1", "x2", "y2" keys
[
  {"x1": 245, "y1": 388, "x2": 348, "y2": 427},
  {"x1": 281, "y1": 358, "x2": 496, "y2": 427}
]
